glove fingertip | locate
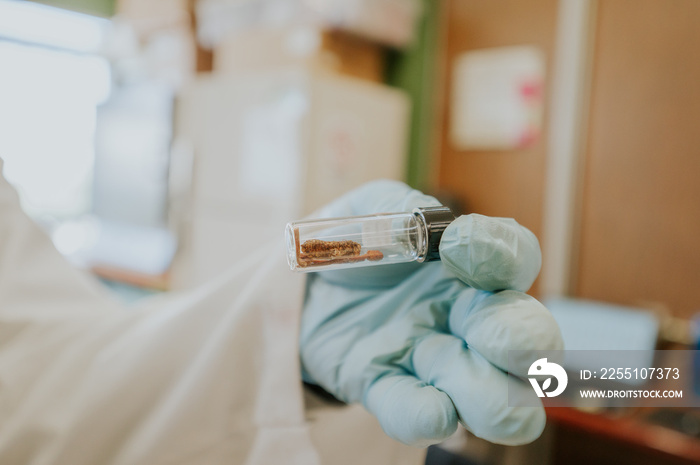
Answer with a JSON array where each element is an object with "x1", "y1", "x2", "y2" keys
[
  {"x1": 365, "y1": 376, "x2": 458, "y2": 447},
  {"x1": 439, "y1": 214, "x2": 542, "y2": 292},
  {"x1": 468, "y1": 404, "x2": 546, "y2": 446}
]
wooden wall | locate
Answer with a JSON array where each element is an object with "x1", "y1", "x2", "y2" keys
[
  {"x1": 436, "y1": 0, "x2": 560, "y2": 295},
  {"x1": 574, "y1": 0, "x2": 700, "y2": 318},
  {"x1": 436, "y1": 0, "x2": 700, "y2": 318}
]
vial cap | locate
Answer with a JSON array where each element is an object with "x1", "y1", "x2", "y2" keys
[{"x1": 415, "y1": 206, "x2": 455, "y2": 262}]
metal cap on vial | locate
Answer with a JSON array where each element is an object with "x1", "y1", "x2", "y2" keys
[{"x1": 414, "y1": 206, "x2": 455, "y2": 262}]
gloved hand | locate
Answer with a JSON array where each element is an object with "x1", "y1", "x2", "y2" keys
[{"x1": 300, "y1": 180, "x2": 563, "y2": 447}]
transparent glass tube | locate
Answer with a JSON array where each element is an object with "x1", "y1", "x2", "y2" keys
[{"x1": 286, "y1": 207, "x2": 454, "y2": 272}]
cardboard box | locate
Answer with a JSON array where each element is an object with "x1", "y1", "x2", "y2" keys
[
  {"x1": 171, "y1": 68, "x2": 409, "y2": 287},
  {"x1": 214, "y1": 27, "x2": 385, "y2": 82}
]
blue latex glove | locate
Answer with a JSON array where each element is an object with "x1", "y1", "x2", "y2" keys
[{"x1": 300, "y1": 180, "x2": 563, "y2": 447}]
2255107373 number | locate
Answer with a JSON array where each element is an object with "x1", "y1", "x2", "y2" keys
[{"x1": 599, "y1": 367, "x2": 680, "y2": 380}]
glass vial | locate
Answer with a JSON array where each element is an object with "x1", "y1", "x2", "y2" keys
[{"x1": 286, "y1": 206, "x2": 455, "y2": 272}]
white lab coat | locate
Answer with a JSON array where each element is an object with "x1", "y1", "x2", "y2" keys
[{"x1": 0, "y1": 166, "x2": 424, "y2": 465}]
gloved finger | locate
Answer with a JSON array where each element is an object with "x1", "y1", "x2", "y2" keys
[
  {"x1": 439, "y1": 214, "x2": 542, "y2": 292},
  {"x1": 411, "y1": 332, "x2": 546, "y2": 445},
  {"x1": 449, "y1": 290, "x2": 564, "y2": 377},
  {"x1": 364, "y1": 374, "x2": 458, "y2": 447}
]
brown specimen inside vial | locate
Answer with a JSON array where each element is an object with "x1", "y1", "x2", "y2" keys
[
  {"x1": 286, "y1": 207, "x2": 454, "y2": 272},
  {"x1": 286, "y1": 208, "x2": 452, "y2": 272},
  {"x1": 298, "y1": 238, "x2": 383, "y2": 267}
]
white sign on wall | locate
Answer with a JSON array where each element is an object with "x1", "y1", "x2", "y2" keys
[{"x1": 450, "y1": 45, "x2": 545, "y2": 150}]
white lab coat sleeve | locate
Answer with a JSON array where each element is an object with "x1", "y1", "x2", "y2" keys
[
  {"x1": 0, "y1": 165, "x2": 425, "y2": 465},
  {"x1": 0, "y1": 164, "x2": 320, "y2": 465}
]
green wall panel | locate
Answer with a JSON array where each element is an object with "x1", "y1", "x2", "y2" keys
[
  {"x1": 31, "y1": 0, "x2": 115, "y2": 17},
  {"x1": 385, "y1": 0, "x2": 441, "y2": 191}
]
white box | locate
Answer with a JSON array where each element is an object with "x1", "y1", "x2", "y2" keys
[
  {"x1": 196, "y1": 0, "x2": 421, "y2": 49},
  {"x1": 172, "y1": 68, "x2": 409, "y2": 287}
]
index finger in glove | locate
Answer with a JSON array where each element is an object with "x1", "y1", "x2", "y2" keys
[
  {"x1": 449, "y1": 289, "x2": 564, "y2": 377},
  {"x1": 439, "y1": 214, "x2": 542, "y2": 292}
]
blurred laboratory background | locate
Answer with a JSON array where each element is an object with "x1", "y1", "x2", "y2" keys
[{"x1": 1, "y1": 0, "x2": 699, "y2": 464}]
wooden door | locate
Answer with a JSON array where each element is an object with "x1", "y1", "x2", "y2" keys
[{"x1": 575, "y1": 0, "x2": 700, "y2": 318}]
